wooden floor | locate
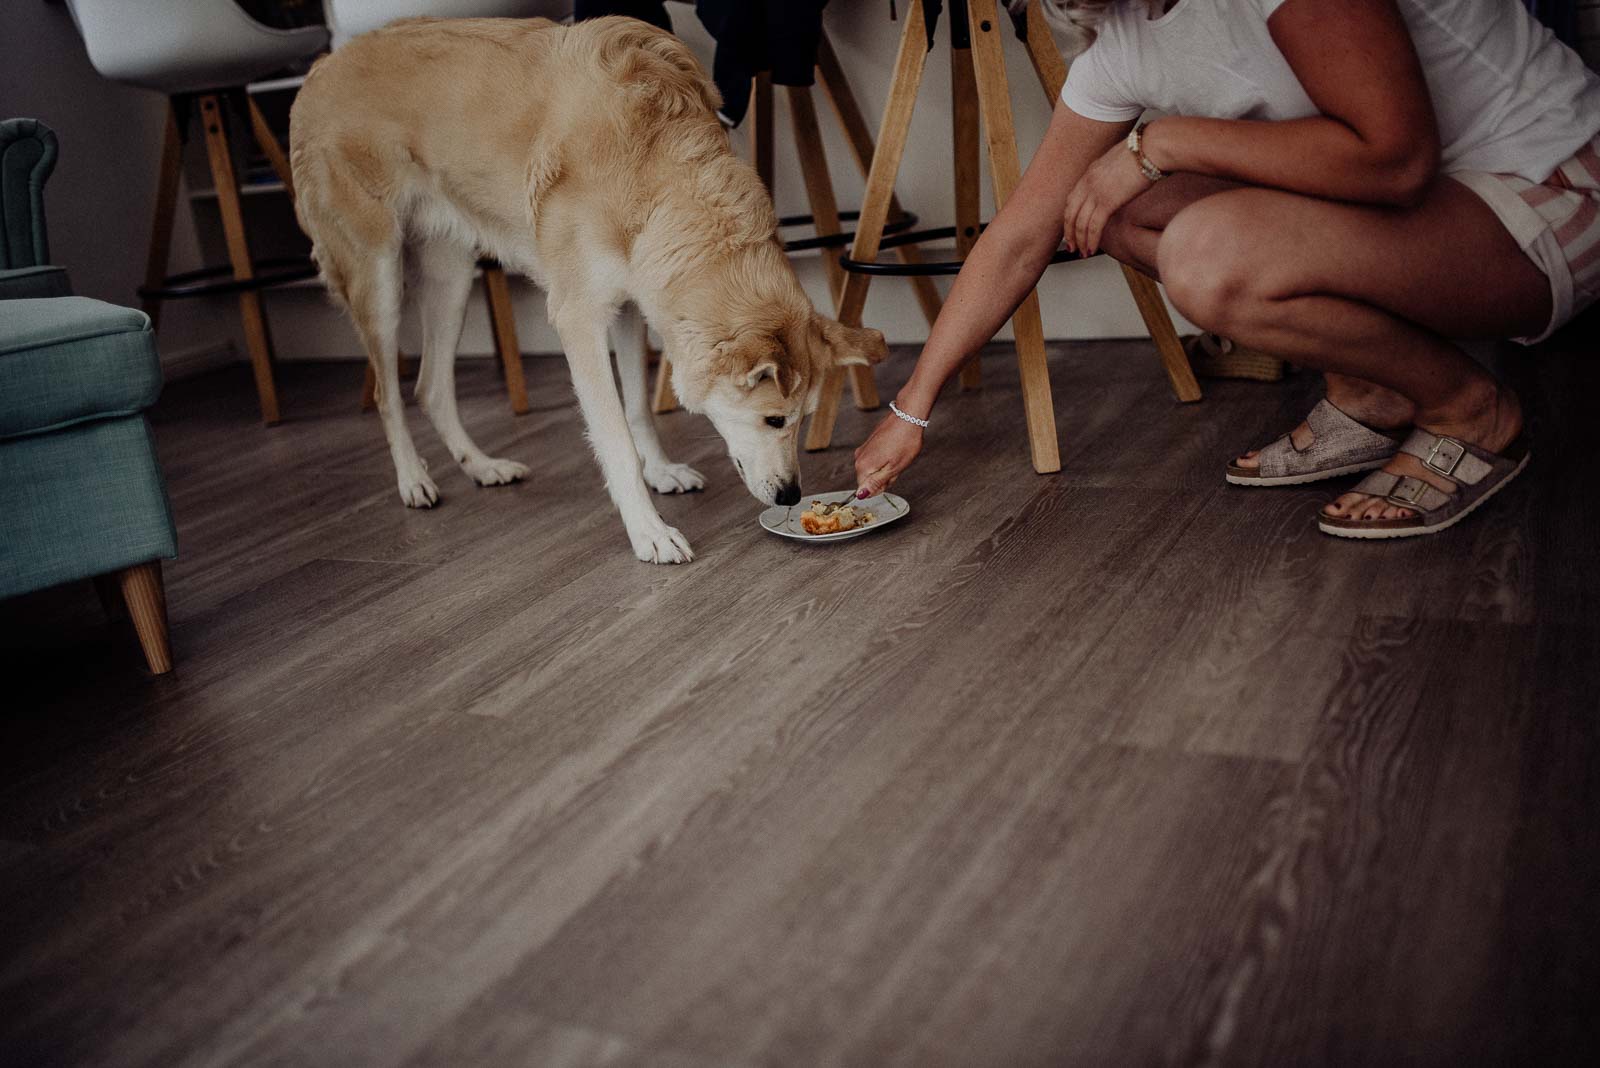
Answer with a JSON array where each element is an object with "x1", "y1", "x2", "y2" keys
[{"x1": 4, "y1": 330, "x2": 1599, "y2": 1067}]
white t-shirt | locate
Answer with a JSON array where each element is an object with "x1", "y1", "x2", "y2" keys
[{"x1": 1059, "y1": 0, "x2": 1600, "y2": 183}]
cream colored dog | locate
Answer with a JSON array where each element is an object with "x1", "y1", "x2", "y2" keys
[{"x1": 289, "y1": 15, "x2": 885, "y2": 563}]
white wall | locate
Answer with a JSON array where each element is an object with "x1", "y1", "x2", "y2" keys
[{"x1": 0, "y1": 0, "x2": 241, "y2": 372}]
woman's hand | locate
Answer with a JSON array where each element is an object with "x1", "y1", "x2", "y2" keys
[
  {"x1": 1062, "y1": 134, "x2": 1150, "y2": 257},
  {"x1": 853, "y1": 411, "x2": 924, "y2": 498}
]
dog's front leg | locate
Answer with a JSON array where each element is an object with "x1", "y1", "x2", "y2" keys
[
  {"x1": 612, "y1": 303, "x2": 704, "y2": 495},
  {"x1": 556, "y1": 311, "x2": 694, "y2": 564}
]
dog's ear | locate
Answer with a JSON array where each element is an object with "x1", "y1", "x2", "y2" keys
[
  {"x1": 712, "y1": 332, "x2": 800, "y2": 396},
  {"x1": 817, "y1": 316, "x2": 889, "y2": 368}
]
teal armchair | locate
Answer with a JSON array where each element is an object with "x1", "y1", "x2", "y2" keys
[{"x1": 1, "y1": 118, "x2": 178, "y2": 673}]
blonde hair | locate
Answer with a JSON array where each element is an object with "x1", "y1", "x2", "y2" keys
[{"x1": 1035, "y1": 0, "x2": 1137, "y2": 52}]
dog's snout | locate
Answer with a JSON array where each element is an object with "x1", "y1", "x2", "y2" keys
[{"x1": 774, "y1": 480, "x2": 802, "y2": 506}]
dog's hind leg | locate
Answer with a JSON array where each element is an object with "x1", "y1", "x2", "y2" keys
[
  {"x1": 612, "y1": 302, "x2": 703, "y2": 494},
  {"x1": 345, "y1": 240, "x2": 439, "y2": 507},
  {"x1": 553, "y1": 299, "x2": 693, "y2": 564},
  {"x1": 413, "y1": 239, "x2": 529, "y2": 488}
]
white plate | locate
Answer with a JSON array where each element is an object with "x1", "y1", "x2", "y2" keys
[{"x1": 758, "y1": 490, "x2": 910, "y2": 542}]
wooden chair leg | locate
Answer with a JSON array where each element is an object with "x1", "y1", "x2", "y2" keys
[
  {"x1": 951, "y1": 34, "x2": 984, "y2": 392},
  {"x1": 815, "y1": 33, "x2": 944, "y2": 328},
  {"x1": 805, "y1": 1, "x2": 930, "y2": 453},
  {"x1": 117, "y1": 562, "x2": 173, "y2": 675},
  {"x1": 199, "y1": 93, "x2": 280, "y2": 426},
  {"x1": 142, "y1": 102, "x2": 184, "y2": 330},
  {"x1": 482, "y1": 263, "x2": 531, "y2": 415},
  {"x1": 1021, "y1": 0, "x2": 1199, "y2": 403},
  {"x1": 969, "y1": 0, "x2": 1059, "y2": 473},
  {"x1": 787, "y1": 85, "x2": 880, "y2": 412},
  {"x1": 246, "y1": 97, "x2": 295, "y2": 198}
]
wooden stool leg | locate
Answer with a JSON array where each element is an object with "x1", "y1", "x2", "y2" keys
[
  {"x1": 787, "y1": 85, "x2": 880, "y2": 412},
  {"x1": 805, "y1": 0, "x2": 930, "y2": 453},
  {"x1": 951, "y1": 34, "x2": 984, "y2": 391},
  {"x1": 247, "y1": 97, "x2": 295, "y2": 197},
  {"x1": 199, "y1": 93, "x2": 280, "y2": 426},
  {"x1": 814, "y1": 33, "x2": 944, "y2": 329},
  {"x1": 142, "y1": 102, "x2": 184, "y2": 330},
  {"x1": 117, "y1": 562, "x2": 173, "y2": 675},
  {"x1": 482, "y1": 263, "x2": 531, "y2": 415},
  {"x1": 969, "y1": 0, "x2": 1059, "y2": 473},
  {"x1": 1121, "y1": 265, "x2": 1202, "y2": 402},
  {"x1": 1021, "y1": 0, "x2": 1199, "y2": 403},
  {"x1": 750, "y1": 73, "x2": 775, "y2": 192},
  {"x1": 651, "y1": 346, "x2": 679, "y2": 412}
]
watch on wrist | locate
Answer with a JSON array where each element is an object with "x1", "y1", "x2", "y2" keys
[{"x1": 1126, "y1": 121, "x2": 1167, "y2": 182}]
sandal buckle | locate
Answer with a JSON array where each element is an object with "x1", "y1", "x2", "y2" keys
[
  {"x1": 1387, "y1": 476, "x2": 1430, "y2": 507},
  {"x1": 1424, "y1": 437, "x2": 1465, "y2": 476}
]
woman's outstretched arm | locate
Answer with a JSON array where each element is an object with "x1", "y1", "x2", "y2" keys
[{"x1": 853, "y1": 105, "x2": 1132, "y2": 497}]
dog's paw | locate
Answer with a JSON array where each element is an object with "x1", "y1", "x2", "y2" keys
[
  {"x1": 629, "y1": 521, "x2": 694, "y2": 564},
  {"x1": 463, "y1": 455, "x2": 530, "y2": 487},
  {"x1": 644, "y1": 460, "x2": 705, "y2": 494},
  {"x1": 397, "y1": 469, "x2": 440, "y2": 508}
]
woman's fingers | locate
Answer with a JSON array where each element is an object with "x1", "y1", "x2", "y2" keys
[
  {"x1": 856, "y1": 462, "x2": 896, "y2": 499},
  {"x1": 1062, "y1": 184, "x2": 1085, "y2": 253},
  {"x1": 1084, "y1": 200, "x2": 1108, "y2": 256}
]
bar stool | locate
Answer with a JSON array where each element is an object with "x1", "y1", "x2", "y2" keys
[
  {"x1": 326, "y1": 1, "x2": 574, "y2": 417},
  {"x1": 650, "y1": 29, "x2": 945, "y2": 416},
  {"x1": 67, "y1": 0, "x2": 329, "y2": 426},
  {"x1": 805, "y1": 0, "x2": 1201, "y2": 471}
]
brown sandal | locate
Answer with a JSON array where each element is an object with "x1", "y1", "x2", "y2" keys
[
  {"x1": 1317, "y1": 429, "x2": 1532, "y2": 539},
  {"x1": 1227, "y1": 398, "x2": 1405, "y2": 487}
]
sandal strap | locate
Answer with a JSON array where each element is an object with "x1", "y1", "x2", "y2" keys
[
  {"x1": 1256, "y1": 398, "x2": 1399, "y2": 479},
  {"x1": 1351, "y1": 470, "x2": 1455, "y2": 515},
  {"x1": 1395, "y1": 429, "x2": 1497, "y2": 486}
]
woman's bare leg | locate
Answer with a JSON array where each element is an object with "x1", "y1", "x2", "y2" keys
[
  {"x1": 1113, "y1": 176, "x2": 1548, "y2": 521},
  {"x1": 1102, "y1": 178, "x2": 1419, "y2": 464}
]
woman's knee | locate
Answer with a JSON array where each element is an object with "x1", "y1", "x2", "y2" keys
[{"x1": 1156, "y1": 192, "x2": 1276, "y2": 330}]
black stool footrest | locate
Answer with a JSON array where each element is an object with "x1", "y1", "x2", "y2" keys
[
  {"x1": 139, "y1": 257, "x2": 319, "y2": 300},
  {"x1": 779, "y1": 210, "x2": 918, "y2": 253},
  {"x1": 839, "y1": 223, "x2": 1086, "y2": 277}
]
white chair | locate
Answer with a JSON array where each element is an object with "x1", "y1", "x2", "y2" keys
[
  {"x1": 325, "y1": 2, "x2": 571, "y2": 415},
  {"x1": 326, "y1": 1, "x2": 572, "y2": 48},
  {"x1": 68, "y1": 0, "x2": 330, "y2": 425}
]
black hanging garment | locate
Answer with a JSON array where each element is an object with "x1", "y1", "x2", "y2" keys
[{"x1": 574, "y1": 1, "x2": 831, "y2": 127}]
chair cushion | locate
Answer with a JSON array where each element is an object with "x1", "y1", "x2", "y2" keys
[{"x1": 0, "y1": 297, "x2": 162, "y2": 439}]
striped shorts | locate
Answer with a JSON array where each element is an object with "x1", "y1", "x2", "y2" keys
[{"x1": 1451, "y1": 134, "x2": 1600, "y2": 344}]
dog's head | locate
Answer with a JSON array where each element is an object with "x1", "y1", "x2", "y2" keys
[{"x1": 679, "y1": 313, "x2": 888, "y2": 506}]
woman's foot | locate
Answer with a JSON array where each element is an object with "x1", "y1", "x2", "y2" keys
[
  {"x1": 1233, "y1": 374, "x2": 1416, "y2": 471},
  {"x1": 1322, "y1": 378, "x2": 1523, "y2": 522}
]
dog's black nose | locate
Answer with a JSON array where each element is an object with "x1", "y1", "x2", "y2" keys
[{"x1": 774, "y1": 480, "x2": 802, "y2": 506}]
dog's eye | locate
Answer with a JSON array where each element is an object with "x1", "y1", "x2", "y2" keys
[{"x1": 764, "y1": 416, "x2": 786, "y2": 429}]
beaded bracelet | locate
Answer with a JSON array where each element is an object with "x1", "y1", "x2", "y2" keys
[{"x1": 889, "y1": 400, "x2": 930, "y2": 429}]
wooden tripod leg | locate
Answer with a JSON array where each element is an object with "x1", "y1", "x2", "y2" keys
[
  {"x1": 247, "y1": 97, "x2": 295, "y2": 197},
  {"x1": 1021, "y1": 0, "x2": 1199, "y2": 403},
  {"x1": 199, "y1": 94, "x2": 280, "y2": 426},
  {"x1": 968, "y1": 0, "x2": 1059, "y2": 473},
  {"x1": 482, "y1": 263, "x2": 530, "y2": 415},
  {"x1": 142, "y1": 102, "x2": 184, "y2": 330},
  {"x1": 805, "y1": 0, "x2": 930, "y2": 453},
  {"x1": 814, "y1": 34, "x2": 943, "y2": 329},
  {"x1": 951, "y1": 34, "x2": 984, "y2": 391},
  {"x1": 788, "y1": 86, "x2": 880, "y2": 412},
  {"x1": 117, "y1": 562, "x2": 173, "y2": 675}
]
